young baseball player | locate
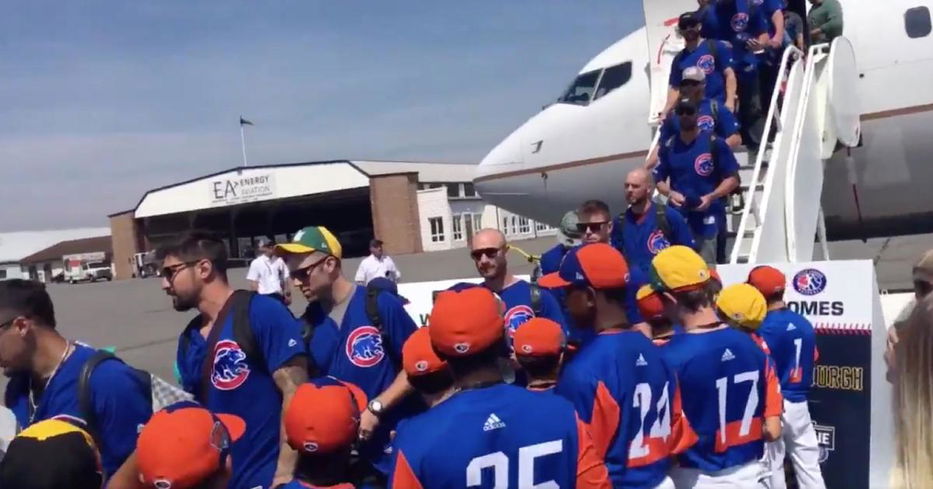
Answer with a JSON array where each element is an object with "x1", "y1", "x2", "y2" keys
[
  {"x1": 748, "y1": 266, "x2": 826, "y2": 489},
  {"x1": 401, "y1": 327, "x2": 454, "y2": 408},
  {"x1": 637, "y1": 284, "x2": 680, "y2": 346},
  {"x1": 539, "y1": 243, "x2": 679, "y2": 489},
  {"x1": 390, "y1": 287, "x2": 611, "y2": 488},
  {"x1": 512, "y1": 318, "x2": 567, "y2": 393},
  {"x1": 716, "y1": 283, "x2": 771, "y2": 354},
  {"x1": 651, "y1": 246, "x2": 783, "y2": 488}
]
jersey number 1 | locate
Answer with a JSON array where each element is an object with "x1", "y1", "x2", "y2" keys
[{"x1": 466, "y1": 440, "x2": 563, "y2": 489}]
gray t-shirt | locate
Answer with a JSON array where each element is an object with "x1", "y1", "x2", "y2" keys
[{"x1": 327, "y1": 283, "x2": 358, "y2": 328}]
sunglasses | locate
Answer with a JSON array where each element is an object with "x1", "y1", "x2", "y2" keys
[
  {"x1": 161, "y1": 261, "x2": 200, "y2": 282},
  {"x1": 575, "y1": 221, "x2": 608, "y2": 233},
  {"x1": 470, "y1": 248, "x2": 502, "y2": 261},
  {"x1": 289, "y1": 256, "x2": 329, "y2": 280},
  {"x1": 675, "y1": 106, "x2": 698, "y2": 116}
]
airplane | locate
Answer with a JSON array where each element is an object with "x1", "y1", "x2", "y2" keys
[{"x1": 474, "y1": 0, "x2": 933, "y2": 244}]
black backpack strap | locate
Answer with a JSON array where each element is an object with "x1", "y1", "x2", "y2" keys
[
  {"x1": 230, "y1": 290, "x2": 261, "y2": 366},
  {"x1": 198, "y1": 291, "x2": 250, "y2": 403},
  {"x1": 364, "y1": 284, "x2": 398, "y2": 367},
  {"x1": 707, "y1": 39, "x2": 720, "y2": 70},
  {"x1": 530, "y1": 283, "x2": 543, "y2": 317},
  {"x1": 655, "y1": 201, "x2": 673, "y2": 243},
  {"x1": 78, "y1": 350, "x2": 153, "y2": 447}
]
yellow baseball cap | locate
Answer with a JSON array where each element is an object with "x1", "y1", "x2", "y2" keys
[
  {"x1": 716, "y1": 283, "x2": 767, "y2": 329},
  {"x1": 275, "y1": 226, "x2": 343, "y2": 259},
  {"x1": 650, "y1": 245, "x2": 710, "y2": 292}
]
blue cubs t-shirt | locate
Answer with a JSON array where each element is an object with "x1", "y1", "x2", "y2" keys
[
  {"x1": 304, "y1": 286, "x2": 419, "y2": 474},
  {"x1": 496, "y1": 279, "x2": 568, "y2": 342},
  {"x1": 669, "y1": 40, "x2": 735, "y2": 103},
  {"x1": 540, "y1": 244, "x2": 570, "y2": 276},
  {"x1": 5, "y1": 343, "x2": 152, "y2": 478},
  {"x1": 655, "y1": 131, "x2": 739, "y2": 238},
  {"x1": 702, "y1": 0, "x2": 769, "y2": 71},
  {"x1": 177, "y1": 294, "x2": 306, "y2": 489},
  {"x1": 611, "y1": 202, "x2": 696, "y2": 276},
  {"x1": 660, "y1": 99, "x2": 741, "y2": 142}
]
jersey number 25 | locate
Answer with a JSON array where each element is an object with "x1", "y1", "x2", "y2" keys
[{"x1": 466, "y1": 440, "x2": 563, "y2": 489}]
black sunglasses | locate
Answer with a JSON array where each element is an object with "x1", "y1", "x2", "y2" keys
[
  {"x1": 676, "y1": 106, "x2": 698, "y2": 116},
  {"x1": 289, "y1": 256, "x2": 329, "y2": 280},
  {"x1": 161, "y1": 261, "x2": 200, "y2": 281},
  {"x1": 470, "y1": 248, "x2": 501, "y2": 261},
  {"x1": 576, "y1": 221, "x2": 608, "y2": 233}
]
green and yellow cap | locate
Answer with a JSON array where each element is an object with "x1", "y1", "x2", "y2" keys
[{"x1": 276, "y1": 226, "x2": 343, "y2": 259}]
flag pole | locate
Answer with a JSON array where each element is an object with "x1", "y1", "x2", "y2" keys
[{"x1": 240, "y1": 116, "x2": 249, "y2": 167}]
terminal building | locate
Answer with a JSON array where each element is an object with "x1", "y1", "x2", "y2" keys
[{"x1": 109, "y1": 160, "x2": 554, "y2": 280}]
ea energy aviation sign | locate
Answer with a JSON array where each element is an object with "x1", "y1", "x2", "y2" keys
[{"x1": 209, "y1": 173, "x2": 276, "y2": 206}]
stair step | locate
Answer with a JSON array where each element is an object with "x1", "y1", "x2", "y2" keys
[{"x1": 740, "y1": 183, "x2": 765, "y2": 192}]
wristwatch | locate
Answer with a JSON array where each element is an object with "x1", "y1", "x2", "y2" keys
[{"x1": 367, "y1": 399, "x2": 385, "y2": 417}]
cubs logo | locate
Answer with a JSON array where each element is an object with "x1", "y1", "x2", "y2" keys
[
  {"x1": 212, "y1": 340, "x2": 251, "y2": 391},
  {"x1": 647, "y1": 229, "x2": 671, "y2": 255},
  {"x1": 696, "y1": 54, "x2": 716, "y2": 74},
  {"x1": 731, "y1": 12, "x2": 749, "y2": 32},
  {"x1": 694, "y1": 153, "x2": 714, "y2": 177},
  {"x1": 697, "y1": 115, "x2": 716, "y2": 131},
  {"x1": 793, "y1": 269, "x2": 827, "y2": 296},
  {"x1": 346, "y1": 326, "x2": 385, "y2": 368},
  {"x1": 504, "y1": 305, "x2": 535, "y2": 338}
]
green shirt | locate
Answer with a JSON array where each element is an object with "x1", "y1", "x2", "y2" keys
[{"x1": 808, "y1": 0, "x2": 844, "y2": 42}]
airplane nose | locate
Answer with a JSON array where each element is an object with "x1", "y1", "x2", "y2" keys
[{"x1": 475, "y1": 130, "x2": 524, "y2": 181}]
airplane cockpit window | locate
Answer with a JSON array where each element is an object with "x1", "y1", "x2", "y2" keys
[
  {"x1": 558, "y1": 69, "x2": 600, "y2": 105},
  {"x1": 593, "y1": 61, "x2": 632, "y2": 100},
  {"x1": 905, "y1": 6, "x2": 931, "y2": 38}
]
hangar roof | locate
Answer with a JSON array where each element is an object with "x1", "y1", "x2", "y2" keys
[
  {"x1": 0, "y1": 228, "x2": 112, "y2": 264},
  {"x1": 132, "y1": 160, "x2": 476, "y2": 220}
]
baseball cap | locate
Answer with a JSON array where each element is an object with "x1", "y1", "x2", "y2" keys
[
  {"x1": 0, "y1": 419, "x2": 103, "y2": 489},
  {"x1": 137, "y1": 402, "x2": 246, "y2": 489},
  {"x1": 636, "y1": 284, "x2": 665, "y2": 321},
  {"x1": 513, "y1": 318, "x2": 566, "y2": 357},
  {"x1": 556, "y1": 211, "x2": 583, "y2": 246},
  {"x1": 914, "y1": 249, "x2": 933, "y2": 283},
  {"x1": 285, "y1": 381, "x2": 366, "y2": 455},
  {"x1": 678, "y1": 10, "x2": 702, "y2": 30},
  {"x1": 429, "y1": 287, "x2": 505, "y2": 356},
  {"x1": 651, "y1": 245, "x2": 711, "y2": 292},
  {"x1": 708, "y1": 267, "x2": 722, "y2": 285},
  {"x1": 681, "y1": 66, "x2": 706, "y2": 84},
  {"x1": 716, "y1": 283, "x2": 767, "y2": 329},
  {"x1": 538, "y1": 243, "x2": 630, "y2": 289},
  {"x1": 368, "y1": 277, "x2": 409, "y2": 305},
  {"x1": 402, "y1": 327, "x2": 448, "y2": 377},
  {"x1": 747, "y1": 265, "x2": 786, "y2": 296},
  {"x1": 276, "y1": 226, "x2": 343, "y2": 259}
]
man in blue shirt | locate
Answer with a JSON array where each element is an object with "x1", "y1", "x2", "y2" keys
[
  {"x1": 160, "y1": 231, "x2": 308, "y2": 489},
  {"x1": 664, "y1": 11, "x2": 737, "y2": 114},
  {"x1": 1, "y1": 279, "x2": 152, "y2": 481},
  {"x1": 611, "y1": 168, "x2": 695, "y2": 276},
  {"x1": 655, "y1": 98, "x2": 740, "y2": 264},
  {"x1": 540, "y1": 210, "x2": 583, "y2": 276},
  {"x1": 278, "y1": 226, "x2": 419, "y2": 484}
]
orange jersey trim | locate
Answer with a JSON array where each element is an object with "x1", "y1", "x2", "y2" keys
[
  {"x1": 391, "y1": 450, "x2": 424, "y2": 489},
  {"x1": 576, "y1": 416, "x2": 612, "y2": 489},
  {"x1": 590, "y1": 381, "x2": 622, "y2": 460}
]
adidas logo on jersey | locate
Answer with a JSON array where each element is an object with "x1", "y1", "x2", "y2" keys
[
  {"x1": 787, "y1": 323, "x2": 797, "y2": 331},
  {"x1": 636, "y1": 354, "x2": 648, "y2": 367},
  {"x1": 483, "y1": 413, "x2": 506, "y2": 432},
  {"x1": 721, "y1": 348, "x2": 736, "y2": 362}
]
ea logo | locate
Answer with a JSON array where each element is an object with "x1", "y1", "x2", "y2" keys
[
  {"x1": 504, "y1": 305, "x2": 535, "y2": 338},
  {"x1": 793, "y1": 269, "x2": 827, "y2": 296},
  {"x1": 346, "y1": 326, "x2": 385, "y2": 368},
  {"x1": 647, "y1": 229, "x2": 671, "y2": 255},
  {"x1": 694, "y1": 153, "x2": 714, "y2": 177},
  {"x1": 696, "y1": 54, "x2": 716, "y2": 74},
  {"x1": 697, "y1": 115, "x2": 715, "y2": 132},
  {"x1": 211, "y1": 340, "x2": 251, "y2": 390},
  {"x1": 731, "y1": 12, "x2": 749, "y2": 32}
]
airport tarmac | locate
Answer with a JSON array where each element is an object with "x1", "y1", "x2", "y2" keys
[{"x1": 27, "y1": 233, "x2": 931, "y2": 386}]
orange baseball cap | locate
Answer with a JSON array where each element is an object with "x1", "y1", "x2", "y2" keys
[
  {"x1": 708, "y1": 268, "x2": 721, "y2": 285},
  {"x1": 136, "y1": 403, "x2": 246, "y2": 489},
  {"x1": 636, "y1": 284, "x2": 665, "y2": 320},
  {"x1": 538, "y1": 243, "x2": 630, "y2": 289},
  {"x1": 513, "y1": 318, "x2": 565, "y2": 357},
  {"x1": 402, "y1": 327, "x2": 448, "y2": 377},
  {"x1": 747, "y1": 265, "x2": 786, "y2": 296},
  {"x1": 429, "y1": 287, "x2": 505, "y2": 356},
  {"x1": 285, "y1": 380, "x2": 367, "y2": 455}
]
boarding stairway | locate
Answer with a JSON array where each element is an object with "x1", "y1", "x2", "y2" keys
[{"x1": 643, "y1": 0, "x2": 862, "y2": 264}]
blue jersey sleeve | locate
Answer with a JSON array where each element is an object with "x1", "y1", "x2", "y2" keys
[
  {"x1": 717, "y1": 41, "x2": 736, "y2": 70},
  {"x1": 749, "y1": 7, "x2": 769, "y2": 36},
  {"x1": 667, "y1": 208, "x2": 697, "y2": 249},
  {"x1": 250, "y1": 296, "x2": 307, "y2": 373},
  {"x1": 538, "y1": 288, "x2": 569, "y2": 333},
  {"x1": 90, "y1": 362, "x2": 153, "y2": 476},
  {"x1": 669, "y1": 58, "x2": 683, "y2": 87},
  {"x1": 555, "y1": 367, "x2": 598, "y2": 423},
  {"x1": 763, "y1": 0, "x2": 783, "y2": 17},
  {"x1": 659, "y1": 115, "x2": 677, "y2": 143},
  {"x1": 714, "y1": 138, "x2": 740, "y2": 177},
  {"x1": 654, "y1": 151, "x2": 671, "y2": 182},
  {"x1": 378, "y1": 292, "x2": 419, "y2": 360},
  {"x1": 715, "y1": 106, "x2": 740, "y2": 138},
  {"x1": 540, "y1": 244, "x2": 567, "y2": 275}
]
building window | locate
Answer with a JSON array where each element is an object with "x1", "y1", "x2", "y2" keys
[
  {"x1": 502, "y1": 217, "x2": 508, "y2": 232},
  {"x1": 463, "y1": 183, "x2": 477, "y2": 197},
  {"x1": 473, "y1": 213, "x2": 483, "y2": 233},
  {"x1": 0, "y1": 269, "x2": 6, "y2": 280},
  {"x1": 510, "y1": 216, "x2": 518, "y2": 235},
  {"x1": 906, "y1": 7, "x2": 932, "y2": 38},
  {"x1": 452, "y1": 215, "x2": 464, "y2": 241},
  {"x1": 536, "y1": 221, "x2": 549, "y2": 231},
  {"x1": 429, "y1": 217, "x2": 445, "y2": 242},
  {"x1": 519, "y1": 217, "x2": 530, "y2": 234},
  {"x1": 446, "y1": 184, "x2": 460, "y2": 198}
]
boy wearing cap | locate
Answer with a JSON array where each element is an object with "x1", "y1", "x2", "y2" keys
[
  {"x1": 716, "y1": 283, "x2": 771, "y2": 354},
  {"x1": 513, "y1": 318, "x2": 567, "y2": 393},
  {"x1": 278, "y1": 226, "x2": 419, "y2": 484},
  {"x1": 539, "y1": 243, "x2": 678, "y2": 489},
  {"x1": 748, "y1": 266, "x2": 825, "y2": 489},
  {"x1": 0, "y1": 419, "x2": 103, "y2": 489},
  {"x1": 401, "y1": 327, "x2": 454, "y2": 407},
  {"x1": 637, "y1": 284, "x2": 682, "y2": 346},
  {"x1": 391, "y1": 287, "x2": 611, "y2": 488},
  {"x1": 651, "y1": 246, "x2": 782, "y2": 488},
  {"x1": 540, "y1": 211, "x2": 583, "y2": 276},
  {"x1": 664, "y1": 10, "x2": 737, "y2": 115}
]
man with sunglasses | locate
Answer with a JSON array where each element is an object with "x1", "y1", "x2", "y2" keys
[
  {"x1": 0, "y1": 279, "x2": 151, "y2": 481},
  {"x1": 655, "y1": 97, "x2": 740, "y2": 265},
  {"x1": 277, "y1": 226, "x2": 419, "y2": 488},
  {"x1": 159, "y1": 231, "x2": 308, "y2": 489}
]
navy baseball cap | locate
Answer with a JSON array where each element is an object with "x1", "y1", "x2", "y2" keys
[
  {"x1": 678, "y1": 11, "x2": 702, "y2": 30},
  {"x1": 538, "y1": 243, "x2": 630, "y2": 290},
  {"x1": 368, "y1": 277, "x2": 409, "y2": 305}
]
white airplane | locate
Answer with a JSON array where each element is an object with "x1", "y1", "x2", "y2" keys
[{"x1": 474, "y1": 0, "x2": 933, "y2": 243}]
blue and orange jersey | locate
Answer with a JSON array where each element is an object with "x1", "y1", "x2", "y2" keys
[
  {"x1": 555, "y1": 330, "x2": 677, "y2": 488},
  {"x1": 652, "y1": 324, "x2": 686, "y2": 347},
  {"x1": 749, "y1": 332, "x2": 771, "y2": 355},
  {"x1": 391, "y1": 383, "x2": 610, "y2": 489},
  {"x1": 757, "y1": 308, "x2": 818, "y2": 402},
  {"x1": 661, "y1": 327, "x2": 783, "y2": 471}
]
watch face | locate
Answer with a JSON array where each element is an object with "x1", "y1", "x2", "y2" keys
[{"x1": 370, "y1": 400, "x2": 384, "y2": 413}]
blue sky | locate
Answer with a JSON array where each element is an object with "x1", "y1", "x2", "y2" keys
[{"x1": 0, "y1": 1, "x2": 641, "y2": 230}]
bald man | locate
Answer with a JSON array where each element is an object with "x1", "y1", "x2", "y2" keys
[
  {"x1": 469, "y1": 229, "x2": 568, "y2": 360},
  {"x1": 611, "y1": 168, "x2": 695, "y2": 277}
]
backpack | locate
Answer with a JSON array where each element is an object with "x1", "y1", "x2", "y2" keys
[{"x1": 618, "y1": 200, "x2": 674, "y2": 247}]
